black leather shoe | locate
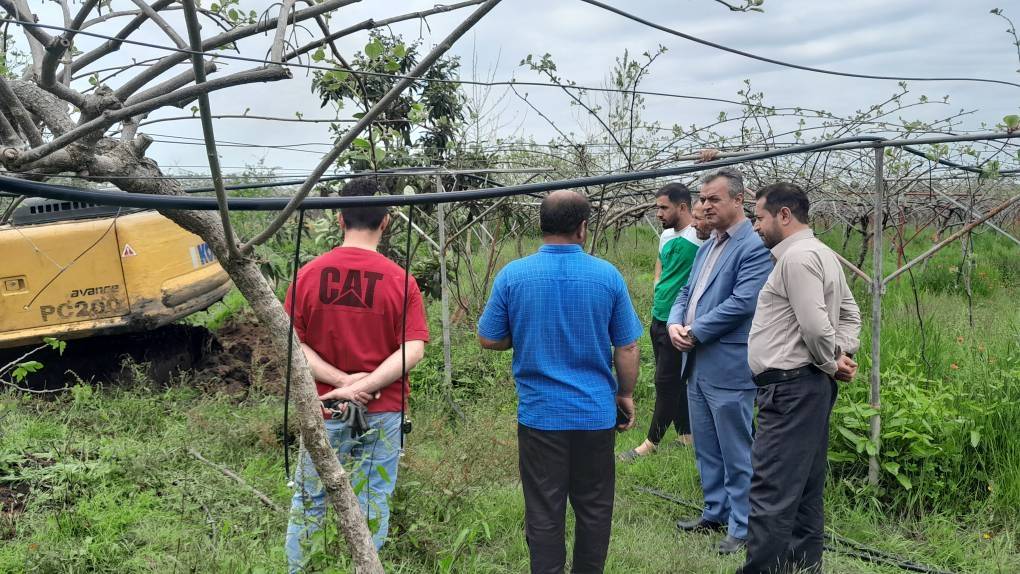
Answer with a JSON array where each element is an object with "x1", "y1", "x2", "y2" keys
[
  {"x1": 717, "y1": 534, "x2": 746, "y2": 555},
  {"x1": 676, "y1": 517, "x2": 726, "y2": 533}
]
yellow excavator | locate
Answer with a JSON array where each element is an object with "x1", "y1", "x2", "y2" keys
[{"x1": 0, "y1": 197, "x2": 232, "y2": 350}]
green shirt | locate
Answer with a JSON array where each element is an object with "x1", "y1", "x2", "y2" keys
[{"x1": 652, "y1": 226, "x2": 703, "y2": 322}]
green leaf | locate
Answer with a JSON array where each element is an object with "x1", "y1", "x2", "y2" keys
[
  {"x1": 12, "y1": 360, "x2": 43, "y2": 382},
  {"x1": 970, "y1": 429, "x2": 981, "y2": 448},
  {"x1": 895, "y1": 473, "x2": 913, "y2": 490},
  {"x1": 210, "y1": 2, "x2": 220, "y2": 12},
  {"x1": 228, "y1": 9, "x2": 238, "y2": 21},
  {"x1": 836, "y1": 425, "x2": 865, "y2": 446},
  {"x1": 1004, "y1": 114, "x2": 1020, "y2": 130},
  {"x1": 827, "y1": 451, "x2": 856, "y2": 463},
  {"x1": 882, "y1": 461, "x2": 900, "y2": 476},
  {"x1": 352, "y1": 138, "x2": 370, "y2": 149},
  {"x1": 311, "y1": 47, "x2": 326, "y2": 62},
  {"x1": 43, "y1": 337, "x2": 66, "y2": 355},
  {"x1": 384, "y1": 59, "x2": 400, "y2": 73},
  {"x1": 865, "y1": 440, "x2": 878, "y2": 457},
  {"x1": 364, "y1": 41, "x2": 384, "y2": 60},
  {"x1": 375, "y1": 464, "x2": 391, "y2": 484},
  {"x1": 393, "y1": 43, "x2": 406, "y2": 58}
]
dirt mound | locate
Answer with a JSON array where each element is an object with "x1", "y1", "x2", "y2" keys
[{"x1": 195, "y1": 313, "x2": 285, "y2": 396}]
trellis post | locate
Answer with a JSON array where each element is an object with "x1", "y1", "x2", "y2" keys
[
  {"x1": 868, "y1": 147, "x2": 884, "y2": 486},
  {"x1": 436, "y1": 176, "x2": 454, "y2": 397}
]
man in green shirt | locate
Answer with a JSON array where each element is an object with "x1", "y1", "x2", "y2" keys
[{"x1": 620, "y1": 183, "x2": 704, "y2": 461}]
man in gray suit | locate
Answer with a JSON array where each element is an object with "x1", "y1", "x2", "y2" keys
[{"x1": 668, "y1": 168, "x2": 773, "y2": 554}]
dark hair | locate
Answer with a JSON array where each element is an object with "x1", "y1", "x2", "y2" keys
[
  {"x1": 755, "y1": 182, "x2": 810, "y2": 223},
  {"x1": 701, "y1": 167, "x2": 744, "y2": 198},
  {"x1": 339, "y1": 178, "x2": 388, "y2": 230},
  {"x1": 540, "y1": 191, "x2": 591, "y2": 236},
  {"x1": 655, "y1": 182, "x2": 692, "y2": 208}
]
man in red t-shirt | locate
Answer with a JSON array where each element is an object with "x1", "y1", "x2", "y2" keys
[{"x1": 284, "y1": 178, "x2": 429, "y2": 572}]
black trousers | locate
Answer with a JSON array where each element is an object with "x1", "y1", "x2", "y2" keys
[
  {"x1": 739, "y1": 372, "x2": 837, "y2": 574},
  {"x1": 518, "y1": 423, "x2": 616, "y2": 574},
  {"x1": 647, "y1": 319, "x2": 691, "y2": 444}
]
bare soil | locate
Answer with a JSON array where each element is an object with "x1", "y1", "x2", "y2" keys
[{"x1": 0, "y1": 315, "x2": 285, "y2": 397}]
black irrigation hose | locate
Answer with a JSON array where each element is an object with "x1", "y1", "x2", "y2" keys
[
  {"x1": 0, "y1": 136, "x2": 889, "y2": 209},
  {"x1": 632, "y1": 487, "x2": 961, "y2": 574},
  {"x1": 578, "y1": 0, "x2": 1020, "y2": 90},
  {"x1": 400, "y1": 206, "x2": 414, "y2": 450},
  {"x1": 5, "y1": 134, "x2": 1020, "y2": 211}
]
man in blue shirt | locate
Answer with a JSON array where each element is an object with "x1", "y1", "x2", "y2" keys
[{"x1": 479, "y1": 190, "x2": 643, "y2": 574}]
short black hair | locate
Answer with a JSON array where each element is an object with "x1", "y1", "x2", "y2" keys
[
  {"x1": 755, "y1": 182, "x2": 810, "y2": 223},
  {"x1": 339, "y1": 178, "x2": 388, "y2": 230},
  {"x1": 655, "y1": 182, "x2": 692, "y2": 208},
  {"x1": 540, "y1": 191, "x2": 591, "y2": 236}
]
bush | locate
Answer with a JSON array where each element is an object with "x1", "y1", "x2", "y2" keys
[{"x1": 829, "y1": 352, "x2": 988, "y2": 511}]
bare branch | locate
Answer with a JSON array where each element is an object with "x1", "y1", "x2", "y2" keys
[
  {"x1": 0, "y1": 379, "x2": 74, "y2": 394},
  {"x1": 8, "y1": 79, "x2": 75, "y2": 135},
  {"x1": 72, "y1": 57, "x2": 162, "y2": 81},
  {"x1": 284, "y1": 0, "x2": 486, "y2": 61},
  {"x1": 181, "y1": 0, "x2": 241, "y2": 260},
  {"x1": 114, "y1": 0, "x2": 361, "y2": 102},
  {"x1": 13, "y1": 66, "x2": 292, "y2": 167},
  {"x1": 124, "y1": 61, "x2": 217, "y2": 107},
  {"x1": 271, "y1": 0, "x2": 297, "y2": 63},
  {"x1": 0, "y1": 107, "x2": 23, "y2": 147},
  {"x1": 0, "y1": 76, "x2": 43, "y2": 146},
  {"x1": 713, "y1": 0, "x2": 764, "y2": 12},
  {"x1": 128, "y1": 0, "x2": 186, "y2": 48},
  {"x1": 81, "y1": 9, "x2": 145, "y2": 29},
  {"x1": 3, "y1": 0, "x2": 52, "y2": 77},
  {"x1": 39, "y1": 0, "x2": 97, "y2": 109},
  {"x1": 120, "y1": 116, "x2": 141, "y2": 141},
  {"x1": 242, "y1": 0, "x2": 504, "y2": 254},
  {"x1": 138, "y1": 114, "x2": 343, "y2": 127},
  {"x1": 188, "y1": 448, "x2": 285, "y2": 513},
  {"x1": 70, "y1": 0, "x2": 176, "y2": 75}
]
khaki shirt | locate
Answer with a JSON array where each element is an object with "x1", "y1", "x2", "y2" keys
[{"x1": 748, "y1": 229, "x2": 861, "y2": 376}]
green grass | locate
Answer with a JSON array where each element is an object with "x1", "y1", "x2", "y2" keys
[{"x1": 2, "y1": 223, "x2": 1018, "y2": 572}]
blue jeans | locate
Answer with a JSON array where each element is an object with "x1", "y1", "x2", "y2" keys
[
  {"x1": 688, "y1": 377, "x2": 755, "y2": 540},
  {"x1": 285, "y1": 412, "x2": 402, "y2": 573}
]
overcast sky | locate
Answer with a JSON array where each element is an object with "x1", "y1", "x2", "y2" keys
[{"x1": 15, "y1": 0, "x2": 1020, "y2": 176}]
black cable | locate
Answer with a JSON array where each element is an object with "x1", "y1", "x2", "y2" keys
[
  {"x1": 7, "y1": 13, "x2": 1013, "y2": 107},
  {"x1": 283, "y1": 208, "x2": 306, "y2": 480},
  {"x1": 578, "y1": 0, "x2": 1020, "y2": 90},
  {"x1": 632, "y1": 487, "x2": 961, "y2": 574},
  {"x1": 0, "y1": 17, "x2": 758, "y2": 106},
  {"x1": 5, "y1": 135, "x2": 1019, "y2": 210},
  {"x1": 400, "y1": 205, "x2": 414, "y2": 449}
]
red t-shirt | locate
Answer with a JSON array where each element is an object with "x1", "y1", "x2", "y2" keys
[{"x1": 285, "y1": 246, "x2": 429, "y2": 416}]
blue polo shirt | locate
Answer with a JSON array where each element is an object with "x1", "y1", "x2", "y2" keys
[{"x1": 478, "y1": 244, "x2": 643, "y2": 431}]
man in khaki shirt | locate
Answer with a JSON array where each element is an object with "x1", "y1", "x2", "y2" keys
[{"x1": 738, "y1": 182, "x2": 861, "y2": 574}]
